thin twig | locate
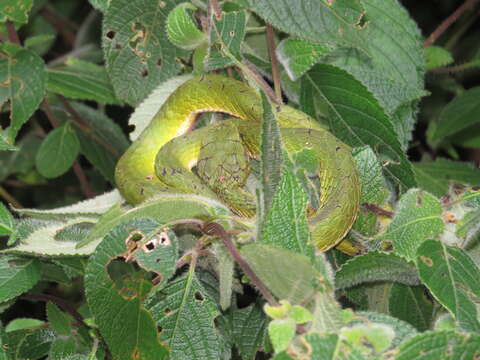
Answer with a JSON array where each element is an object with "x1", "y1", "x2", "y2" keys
[
  {"x1": 362, "y1": 203, "x2": 394, "y2": 218},
  {"x1": 41, "y1": 99, "x2": 95, "y2": 199},
  {"x1": 430, "y1": 60, "x2": 480, "y2": 74},
  {"x1": 423, "y1": 0, "x2": 478, "y2": 47},
  {"x1": 265, "y1": 24, "x2": 282, "y2": 103},
  {"x1": 5, "y1": 21, "x2": 21, "y2": 45},
  {"x1": 0, "y1": 186, "x2": 23, "y2": 208},
  {"x1": 57, "y1": 95, "x2": 120, "y2": 158},
  {"x1": 242, "y1": 59, "x2": 279, "y2": 104},
  {"x1": 202, "y1": 222, "x2": 278, "y2": 306},
  {"x1": 22, "y1": 292, "x2": 88, "y2": 328}
]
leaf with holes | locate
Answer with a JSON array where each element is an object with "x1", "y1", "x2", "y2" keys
[
  {"x1": 85, "y1": 218, "x2": 169, "y2": 360},
  {"x1": 0, "y1": 43, "x2": 47, "y2": 143},
  {"x1": 145, "y1": 273, "x2": 221, "y2": 360},
  {"x1": 0, "y1": 0, "x2": 33, "y2": 23},
  {"x1": 35, "y1": 122, "x2": 80, "y2": 179},
  {"x1": 381, "y1": 189, "x2": 444, "y2": 262},
  {"x1": 0, "y1": 256, "x2": 41, "y2": 303},
  {"x1": 417, "y1": 240, "x2": 480, "y2": 332},
  {"x1": 102, "y1": 0, "x2": 185, "y2": 105}
]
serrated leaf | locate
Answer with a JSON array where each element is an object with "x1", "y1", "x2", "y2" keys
[
  {"x1": 0, "y1": 44, "x2": 47, "y2": 142},
  {"x1": 414, "y1": 158, "x2": 480, "y2": 197},
  {"x1": 47, "y1": 302, "x2": 73, "y2": 336},
  {"x1": 4, "y1": 328, "x2": 55, "y2": 359},
  {"x1": 240, "y1": 244, "x2": 321, "y2": 304},
  {"x1": 128, "y1": 74, "x2": 193, "y2": 141},
  {"x1": 417, "y1": 240, "x2": 480, "y2": 332},
  {"x1": 47, "y1": 58, "x2": 120, "y2": 104},
  {"x1": 0, "y1": 202, "x2": 14, "y2": 235},
  {"x1": 0, "y1": 256, "x2": 41, "y2": 302},
  {"x1": 389, "y1": 284, "x2": 433, "y2": 331},
  {"x1": 36, "y1": 123, "x2": 80, "y2": 178},
  {"x1": 206, "y1": 10, "x2": 247, "y2": 70},
  {"x1": 335, "y1": 251, "x2": 420, "y2": 290},
  {"x1": 429, "y1": 87, "x2": 480, "y2": 146},
  {"x1": 146, "y1": 274, "x2": 221, "y2": 360},
  {"x1": 425, "y1": 46, "x2": 454, "y2": 70},
  {"x1": 89, "y1": 0, "x2": 109, "y2": 12},
  {"x1": 48, "y1": 337, "x2": 77, "y2": 360},
  {"x1": 166, "y1": 3, "x2": 206, "y2": 50},
  {"x1": 303, "y1": 64, "x2": 416, "y2": 191},
  {"x1": 276, "y1": 38, "x2": 334, "y2": 81},
  {"x1": 85, "y1": 218, "x2": 169, "y2": 360},
  {"x1": 230, "y1": 304, "x2": 267, "y2": 360},
  {"x1": 0, "y1": 0, "x2": 33, "y2": 23},
  {"x1": 77, "y1": 193, "x2": 230, "y2": 249},
  {"x1": 457, "y1": 209, "x2": 480, "y2": 247},
  {"x1": 102, "y1": 0, "x2": 185, "y2": 105},
  {"x1": 396, "y1": 331, "x2": 480, "y2": 360},
  {"x1": 249, "y1": 0, "x2": 368, "y2": 54},
  {"x1": 382, "y1": 189, "x2": 444, "y2": 262},
  {"x1": 268, "y1": 318, "x2": 295, "y2": 353}
]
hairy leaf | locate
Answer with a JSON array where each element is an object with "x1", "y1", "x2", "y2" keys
[{"x1": 0, "y1": 256, "x2": 41, "y2": 302}]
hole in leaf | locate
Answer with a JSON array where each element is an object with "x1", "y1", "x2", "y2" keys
[
  {"x1": 141, "y1": 69, "x2": 149, "y2": 77},
  {"x1": 229, "y1": 31, "x2": 235, "y2": 37},
  {"x1": 157, "y1": 325, "x2": 163, "y2": 333},
  {"x1": 106, "y1": 30, "x2": 116, "y2": 40},
  {"x1": 157, "y1": 59, "x2": 162, "y2": 67},
  {"x1": 164, "y1": 308, "x2": 172, "y2": 316},
  {"x1": 194, "y1": 291, "x2": 204, "y2": 301}
]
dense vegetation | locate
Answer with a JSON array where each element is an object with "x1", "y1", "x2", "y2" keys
[{"x1": 0, "y1": 0, "x2": 480, "y2": 359}]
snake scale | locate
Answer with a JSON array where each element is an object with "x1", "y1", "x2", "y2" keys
[{"x1": 115, "y1": 75, "x2": 361, "y2": 253}]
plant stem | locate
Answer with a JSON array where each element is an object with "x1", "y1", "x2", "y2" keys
[
  {"x1": 5, "y1": 21, "x2": 20, "y2": 45},
  {"x1": 362, "y1": 203, "x2": 394, "y2": 218},
  {"x1": 202, "y1": 222, "x2": 278, "y2": 306},
  {"x1": 266, "y1": 24, "x2": 282, "y2": 103},
  {"x1": 423, "y1": 0, "x2": 478, "y2": 47},
  {"x1": 241, "y1": 59, "x2": 279, "y2": 104},
  {"x1": 430, "y1": 59, "x2": 480, "y2": 73},
  {"x1": 22, "y1": 292, "x2": 88, "y2": 328},
  {"x1": 0, "y1": 186, "x2": 23, "y2": 208},
  {"x1": 209, "y1": 0, "x2": 222, "y2": 20},
  {"x1": 41, "y1": 99, "x2": 95, "y2": 199}
]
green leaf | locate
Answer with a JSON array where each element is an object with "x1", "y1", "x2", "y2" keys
[
  {"x1": 35, "y1": 123, "x2": 80, "y2": 178},
  {"x1": 48, "y1": 338, "x2": 77, "y2": 360},
  {"x1": 0, "y1": 202, "x2": 14, "y2": 235},
  {"x1": 241, "y1": 244, "x2": 322, "y2": 304},
  {"x1": 146, "y1": 273, "x2": 222, "y2": 360},
  {"x1": 5, "y1": 318, "x2": 45, "y2": 332},
  {"x1": 388, "y1": 284, "x2": 433, "y2": 331},
  {"x1": 47, "y1": 58, "x2": 120, "y2": 104},
  {"x1": 0, "y1": 0, "x2": 33, "y2": 23},
  {"x1": 258, "y1": 92, "x2": 283, "y2": 223},
  {"x1": 396, "y1": 331, "x2": 480, "y2": 360},
  {"x1": 230, "y1": 304, "x2": 267, "y2": 360},
  {"x1": 206, "y1": 10, "x2": 247, "y2": 70},
  {"x1": 268, "y1": 318, "x2": 295, "y2": 353},
  {"x1": 425, "y1": 46, "x2": 454, "y2": 70},
  {"x1": 276, "y1": 38, "x2": 334, "y2": 81},
  {"x1": 0, "y1": 256, "x2": 41, "y2": 302},
  {"x1": 4, "y1": 328, "x2": 55, "y2": 359},
  {"x1": 46, "y1": 302, "x2": 73, "y2": 336},
  {"x1": 249, "y1": 0, "x2": 368, "y2": 53},
  {"x1": 429, "y1": 87, "x2": 480, "y2": 146},
  {"x1": 85, "y1": 218, "x2": 169, "y2": 360},
  {"x1": 102, "y1": 0, "x2": 185, "y2": 105},
  {"x1": 382, "y1": 189, "x2": 444, "y2": 262},
  {"x1": 0, "y1": 134, "x2": 41, "y2": 181},
  {"x1": 417, "y1": 240, "x2": 480, "y2": 332},
  {"x1": 414, "y1": 158, "x2": 480, "y2": 197},
  {"x1": 0, "y1": 44, "x2": 47, "y2": 142},
  {"x1": 166, "y1": 3, "x2": 206, "y2": 50},
  {"x1": 335, "y1": 251, "x2": 420, "y2": 290},
  {"x1": 89, "y1": 0, "x2": 109, "y2": 12},
  {"x1": 303, "y1": 64, "x2": 416, "y2": 191}
]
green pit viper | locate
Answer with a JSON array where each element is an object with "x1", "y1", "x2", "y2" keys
[{"x1": 115, "y1": 75, "x2": 361, "y2": 254}]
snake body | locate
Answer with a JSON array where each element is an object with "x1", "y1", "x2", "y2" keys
[{"x1": 115, "y1": 75, "x2": 360, "y2": 252}]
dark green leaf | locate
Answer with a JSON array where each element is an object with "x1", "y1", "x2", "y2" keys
[
  {"x1": 414, "y1": 158, "x2": 480, "y2": 197},
  {"x1": 35, "y1": 123, "x2": 80, "y2": 178},
  {"x1": 102, "y1": 0, "x2": 184, "y2": 105},
  {"x1": 0, "y1": 44, "x2": 47, "y2": 142},
  {"x1": 429, "y1": 87, "x2": 480, "y2": 146},
  {"x1": 303, "y1": 64, "x2": 416, "y2": 191},
  {"x1": 383, "y1": 189, "x2": 444, "y2": 262},
  {"x1": 389, "y1": 284, "x2": 433, "y2": 331},
  {"x1": 5, "y1": 328, "x2": 55, "y2": 359},
  {"x1": 417, "y1": 240, "x2": 480, "y2": 332},
  {"x1": 166, "y1": 3, "x2": 206, "y2": 50},
  {"x1": 335, "y1": 251, "x2": 420, "y2": 290},
  {"x1": 46, "y1": 302, "x2": 73, "y2": 336},
  {"x1": 0, "y1": 202, "x2": 14, "y2": 235},
  {"x1": 47, "y1": 58, "x2": 120, "y2": 104},
  {"x1": 48, "y1": 337, "x2": 77, "y2": 360},
  {"x1": 0, "y1": 256, "x2": 41, "y2": 302}
]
